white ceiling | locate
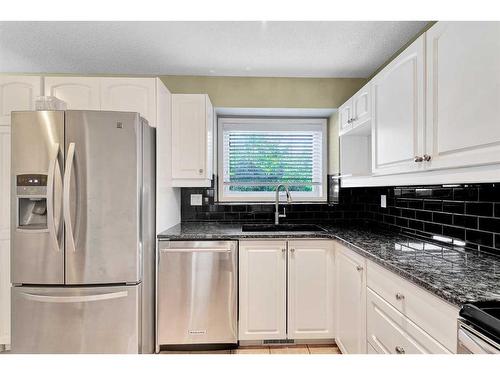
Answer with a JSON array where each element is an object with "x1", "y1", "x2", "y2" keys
[{"x1": 0, "y1": 21, "x2": 428, "y2": 78}]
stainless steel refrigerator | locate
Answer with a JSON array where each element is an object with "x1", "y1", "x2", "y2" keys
[{"x1": 10, "y1": 110, "x2": 156, "y2": 354}]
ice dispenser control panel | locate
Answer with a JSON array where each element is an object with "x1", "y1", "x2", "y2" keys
[{"x1": 16, "y1": 174, "x2": 48, "y2": 230}]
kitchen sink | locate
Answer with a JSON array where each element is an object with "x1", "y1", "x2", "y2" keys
[{"x1": 241, "y1": 223, "x2": 326, "y2": 232}]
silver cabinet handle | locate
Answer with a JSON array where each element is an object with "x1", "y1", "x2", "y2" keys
[
  {"x1": 423, "y1": 154, "x2": 432, "y2": 162},
  {"x1": 282, "y1": 248, "x2": 286, "y2": 253},
  {"x1": 395, "y1": 346, "x2": 405, "y2": 354},
  {"x1": 47, "y1": 142, "x2": 61, "y2": 253},
  {"x1": 199, "y1": 168, "x2": 204, "y2": 174},
  {"x1": 395, "y1": 293, "x2": 405, "y2": 300},
  {"x1": 414, "y1": 156, "x2": 424, "y2": 162},
  {"x1": 290, "y1": 248, "x2": 295, "y2": 253},
  {"x1": 63, "y1": 142, "x2": 76, "y2": 253},
  {"x1": 356, "y1": 265, "x2": 364, "y2": 271}
]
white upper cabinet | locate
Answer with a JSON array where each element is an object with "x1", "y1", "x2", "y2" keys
[
  {"x1": 171, "y1": 94, "x2": 214, "y2": 186},
  {"x1": 335, "y1": 242, "x2": 366, "y2": 354},
  {"x1": 351, "y1": 83, "x2": 371, "y2": 128},
  {"x1": 338, "y1": 99, "x2": 353, "y2": 135},
  {"x1": 372, "y1": 35, "x2": 425, "y2": 175},
  {"x1": 238, "y1": 240, "x2": 287, "y2": 341},
  {"x1": 0, "y1": 75, "x2": 41, "y2": 125},
  {"x1": 44, "y1": 76, "x2": 101, "y2": 110},
  {"x1": 339, "y1": 83, "x2": 371, "y2": 136},
  {"x1": 100, "y1": 77, "x2": 156, "y2": 126},
  {"x1": 425, "y1": 22, "x2": 500, "y2": 170},
  {"x1": 287, "y1": 240, "x2": 335, "y2": 340}
]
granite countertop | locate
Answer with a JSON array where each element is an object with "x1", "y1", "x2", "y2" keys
[{"x1": 158, "y1": 222, "x2": 500, "y2": 307}]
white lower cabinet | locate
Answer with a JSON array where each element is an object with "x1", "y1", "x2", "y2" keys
[
  {"x1": 367, "y1": 343, "x2": 378, "y2": 354},
  {"x1": 367, "y1": 260, "x2": 459, "y2": 352},
  {"x1": 335, "y1": 242, "x2": 366, "y2": 354},
  {"x1": 333, "y1": 241, "x2": 458, "y2": 354},
  {"x1": 367, "y1": 288, "x2": 451, "y2": 354},
  {"x1": 238, "y1": 240, "x2": 287, "y2": 340},
  {"x1": 287, "y1": 240, "x2": 335, "y2": 339},
  {"x1": 238, "y1": 240, "x2": 334, "y2": 341}
]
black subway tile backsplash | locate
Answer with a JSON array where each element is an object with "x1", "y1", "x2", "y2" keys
[
  {"x1": 466, "y1": 202, "x2": 494, "y2": 217},
  {"x1": 179, "y1": 182, "x2": 500, "y2": 256},
  {"x1": 466, "y1": 230, "x2": 494, "y2": 247}
]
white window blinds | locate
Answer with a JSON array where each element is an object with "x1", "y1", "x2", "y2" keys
[{"x1": 218, "y1": 118, "x2": 327, "y2": 202}]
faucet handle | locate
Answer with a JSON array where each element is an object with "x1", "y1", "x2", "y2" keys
[{"x1": 278, "y1": 207, "x2": 287, "y2": 218}]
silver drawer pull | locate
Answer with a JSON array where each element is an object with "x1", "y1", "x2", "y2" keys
[
  {"x1": 395, "y1": 346, "x2": 405, "y2": 354},
  {"x1": 395, "y1": 293, "x2": 405, "y2": 300},
  {"x1": 356, "y1": 265, "x2": 364, "y2": 271},
  {"x1": 414, "y1": 155, "x2": 424, "y2": 162}
]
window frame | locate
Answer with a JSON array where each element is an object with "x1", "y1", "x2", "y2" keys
[{"x1": 217, "y1": 117, "x2": 328, "y2": 203}]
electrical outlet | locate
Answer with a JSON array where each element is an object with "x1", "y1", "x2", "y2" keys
[
  {"x1": 190, "y1": 194, "x2": 203, "y2": 206},
  {"x1": 380, "y1": 195, "x2": 387, "y2": 208}
]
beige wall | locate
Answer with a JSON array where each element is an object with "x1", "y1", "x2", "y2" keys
[
  {"x1": 160, "y1": 75, "x2": 365, "y2": 109},
  {"x1": 159, "y1": 75, "x2": 362, "y2": 175}
]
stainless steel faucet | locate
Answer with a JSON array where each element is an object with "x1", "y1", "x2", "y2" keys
[{"x1": 274, "y1": 184, "x2": 292, "y2": 225}]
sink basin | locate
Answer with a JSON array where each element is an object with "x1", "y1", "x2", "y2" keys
[{"x1": 241, "y1": 224, "x2": 325, "y2": 232}]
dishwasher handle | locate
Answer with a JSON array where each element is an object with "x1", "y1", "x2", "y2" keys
[
  {"x1": 160, "y1": 248, "x2": 232, "y2": 253},
  {"x1": 159, "y1": 240, "x2": 237, "y2": 254}
]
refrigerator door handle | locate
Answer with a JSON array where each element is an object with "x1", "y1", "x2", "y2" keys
[
  {"x1": 63, "y1": 142, "x2": 76, "y2": 252},
  {"x1": 47, "y1": 143, "x2": 62, "y2": 252},
  {"x1": 20, "y1": 291, "x2": 128, "y2": 303}
]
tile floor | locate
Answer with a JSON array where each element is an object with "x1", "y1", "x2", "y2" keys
[{"x1": 161, "y1": 344, "x2": 341, "y2": 355}]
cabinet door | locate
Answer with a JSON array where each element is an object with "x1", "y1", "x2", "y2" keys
[
  {"x1": 338, "y1": 99, "x2": 353, "y2": 135},
  {"x1": 425, "y1": 22, "x2": 500, "y2": 170},
  {"x1": 205, "y1": 96, "x2": 214, "y2": 177},
  {"x1": 0, "y1": 126, "x2": 10, "y2": 346},
  {"x1": 100, "y1": 77, "x2": 156, "y2": 127},
  {"x1": 372, "y1": 35, "x2": 425, "y2": 175},
  {"x1": 0, "y1": 75, "x2": 41, "y2": 125},
  {"x1": 171, "y1": 94, "x2": 210, "y2": 183},
  {"x1": 238, "y1": 240, "x2": 287, "y2": 341},
  {"x1": 0, "y1": 75, "x2": 41, "y2": 347},
  {"x1": 44, "y1": 76, "x2": 100, "y2": 110},
  {"x1": 287, "y1": 240, "x2": 335, "y2": 340},
  {"x1": 335, "y1": 243, "x2": 366, "y2": 354},
  {"x1": 352, "y1": 83, "x2": 371, "y2": 128}
]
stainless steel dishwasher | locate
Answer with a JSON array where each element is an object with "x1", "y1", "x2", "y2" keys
[{"x1": 156, "y1": 240, "x2": 237, "y2": 350}]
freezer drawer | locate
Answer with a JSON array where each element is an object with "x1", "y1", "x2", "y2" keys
[
  {"x1": 12, "y1": 285, "x2": 141, "y2": 353},
  {"x1": 157, "y1": 241, "x2": 237, "y2": 347}
]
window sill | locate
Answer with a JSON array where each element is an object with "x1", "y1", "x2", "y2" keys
[{"x1": 213, "y1": 201, "x2": 329, "y2": 206}]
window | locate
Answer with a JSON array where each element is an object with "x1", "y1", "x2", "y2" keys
[{"x1": 218, "y1": 117, "x2": 327, "y2": 202}]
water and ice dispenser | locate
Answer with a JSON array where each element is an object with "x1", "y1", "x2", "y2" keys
[{"x1": 16, "y1": 174, "x2": 48, "y2": 230}]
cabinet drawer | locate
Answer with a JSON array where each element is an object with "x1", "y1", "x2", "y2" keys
[
  {"x1": 367, "y1": 260, "x2": 458, "y2": 352},
  {"x1": 367, "y1": 342, "x2": 378, "y2": 354},
  {"x1": 367, "y1": 288, "x2": 451, "y2": 354}
]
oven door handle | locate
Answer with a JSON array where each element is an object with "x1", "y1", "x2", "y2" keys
[{"x1": 458, "y1": 327, "x2": 499, "y2": 354}]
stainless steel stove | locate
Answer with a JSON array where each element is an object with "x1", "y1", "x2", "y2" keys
[{"x1": 458, "y1": 301, "x2": 500, "y2": 354}]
